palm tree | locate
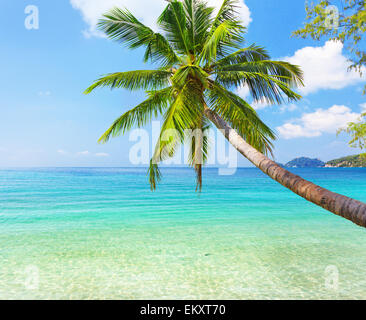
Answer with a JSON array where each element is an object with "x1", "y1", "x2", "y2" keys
[{"x1": 85, "y1": 0, "x2": 366, "y2": 228}]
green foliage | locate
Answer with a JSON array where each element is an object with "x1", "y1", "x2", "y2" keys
[
  {"x1": 338, "y1": 112, "x2": 366, "y2": 149},
  {"x1": 98, "y1": 87, "x2": 173, "y2": 143},
  {"x1": 212, "y1": 45, "x2": 270, "y2": 67},
  {"x1": 98, "y1": 7, "x2": 180, "y2": 66},
  {"x1": 294, "y1": 1, "x2": 366, "y2": 153},
  {"x1": 285, "y1": 157, "x2": 325, "y2": 168},
  {"x1": 326, "y1": 153, "x2": 366, "y2": 166},
  {"x1": 207, "y1": 81, "x2": 276, "y2": 156},
  {"x1": 186, "y1": 118, "x2": 211, "y2": 191},
  {"x1": 183, "y1": 0, "x2": 214, "y2": 55},
  {"x1": 85, "y1": 0, "x2": 304, "y2": 191},
  {"x1": 151, "y1": 80, "x2": 203, "y2": 164},
  {"x1": 293, "y1": 0, "x2": 365, "y2": 91},
  {"x1": 215, "y1": 60, "x2": 303, "y2": 104},
  {"x1": 148, "y1": 160, "x2": 162, "y2": 191},
  {"x1": 84, "y1": 70, "x2": 172, "y2": 93}
]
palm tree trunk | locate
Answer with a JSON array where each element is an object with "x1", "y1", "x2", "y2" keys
[{"x1": 204, "y1": 106, "x2": 366, "y2": 228}]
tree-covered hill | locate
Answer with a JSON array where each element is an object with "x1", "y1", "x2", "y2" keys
[
  {"x1": 326, "y1": 155, "x2": 366, "y2": 168},
  {"x1": 285, "y1": 157, "x2": 325, "y2": 168}
]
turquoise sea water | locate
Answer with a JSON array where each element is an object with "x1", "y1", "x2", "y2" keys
[{"x1": 1, "y1": 167, "x2": 366, "y2": 300}]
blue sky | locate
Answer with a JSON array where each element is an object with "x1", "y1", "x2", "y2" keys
[{"x1": 0, "y1": 0, "x2": 365, "y2": 167}]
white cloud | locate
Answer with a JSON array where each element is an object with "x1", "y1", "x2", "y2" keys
[
  {"x1": 77, "y1": 150, "x2": 91, "y2": 156},
  {"x1": 251, "y1": 100, "x2": 270, "y2": 110},
  {"x1": 277, "y1": 123, "x2": 321, "y2": 139},
  {"x1": 209, "y1": 0, "x2": 251, "y2": 26},
  {"x1": 360, "y1": 103, "x2": 366, "y2": 112},
  {"x1": 284, "y1": 41, "x2": 365, "y2": 95},
  {"x1": 236, "y1": 84, "x2": 250, "y2": 99},
  {"x1": 237, "y1": 41, "x2": 366, "y2": 106},
  {"x1": 95, "y1": 152, "x2": 110, "y2": 157},
  {"x1": 236, "y1": 85, "x2": 272, "y2": 110},
  {"x1": 38, "y1": 91, "x2": 51, "y2": 96},
  {"x1": 70, "y1": 0, "x2": 251, "y2": 37},
  {"x1": 70, "y1": 0, "x2": 165, "y2": 36},
  {"x1": 277, "y1": 105, "x2": 361, "y2": 139},
  {"x1": 59, "y1": 150, "x2": 110, "y2": 157},
  {"x1": 279, "y1": 104, "x2": 297, "y2": 113}
]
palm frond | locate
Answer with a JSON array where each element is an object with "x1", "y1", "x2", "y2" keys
[
  {"x1": 158, "y1": 0, "x2": 191, "y2": 55},
  {"x1": 186, "y1": 118, "x2": 211, "y2": 191},
  {"x1": 212, "y1": 45, "x2": 270, "y2": 67},
  {"x1": 199, "y1": 19, "x2": 244, "y2": 64},
  {"x1": 98, "y1": 87, "x2": 173, "y2": 143},
  {"x1": 99, "y1": 7, "x2": 152, "y2": 47},
  {"x1": 148, "y1": 84, "x2": 196, "y2": 190},
  {"x1": 183, "y1": 0, "x2": 214, "y2": 55},
  {"x1": 152, "y1": 81, "x2": 203, "y2": 163},
  {"x1": 148, "y1": 80, "x2": 203, "y2": 190},
  {"x1": 171, "y1": 65, "x2": 209, "y2": 89},
  {"x1": 99, "y1": 7, "x2": 179, "y2": 66},
  {"x1": 207, "y1": 81, "x2": 276, "y2": 156},
  {"x1": 142, "y1": 33, "x2": 181, "y2": 66},
  {"x1": 218, "y1": 60, "x2": 304, "y2": 87},
  {"x1": 211, "y1": 0, "x2": 242, "y2": 29},
  {"x1": 84, "y1": 70, "x2": 172, "y2": 94},
  {"x1": 216, "y1": 70, "x2": 302, "y2": 104},
  {"x1": 148, "y1": 160, "x2": 162, "y2": 191}
]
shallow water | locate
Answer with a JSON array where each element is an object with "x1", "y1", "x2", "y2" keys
[{"x1": 1, "y1": 167, "x2": 366, "y2": 299}]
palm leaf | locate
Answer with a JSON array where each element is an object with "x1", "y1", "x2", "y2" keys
[
  {"x1": 216, "y1": 70, "x2": 302, "y2": 104},
  {"x1": 148, "y1": 160, "x2": 162, "y2": 191},
  {"x1": 99, "y1": 7, "x2": 180, "y2": 66},
  {"x1": 152, "y1": 81, "x2": 203, "y2": 163},
  {"x1": 84, "y1": 70, "x2": 172, "y2": 94},
  {"x1": 186, "y1": 118, "x2": 211, "y2": 191},
  {"x1": 199, "y1": 19, "x2": 243, "y2": 64},
  {"x1": 183, "y1": 0, "x2": 214, "y2": 55},
  {"x1": 218, "y1": 60, "x2": 304, "y2": 87},
  {"x1": 149, "y1": 80, "x2": 203, "y2": 189},
  {"x1": 171, "y1": 65, "x2": 209, "y2": 89},
  {"x1": 207, "y1": 81, "x2": 276, "y2": 156},
  {"x1": 211, "y1": 0, "x2": 241, "y2": 29},
  {"x1": 158, "y1": 0, "x2": 191, "y2": 55},
  {"x1": 98, "y1": 87, "x2": 173, "y2": 143},
  {"x1": 212, "y1": 45, "x2": 270, "y2": 67}
]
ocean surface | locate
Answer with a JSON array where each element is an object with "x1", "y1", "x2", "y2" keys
[{"x1": 1, "y1": 167, "x2": 366, "y2": 300}]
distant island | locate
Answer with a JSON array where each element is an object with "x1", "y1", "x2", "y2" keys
[
  {"x1": 284, "y1": 155, "x2": 366, "y2": 168},
  {"x1": 325, "y1": 154, "x2": 366, "y2": 168},
  {"x1": 285, "y1": 157, "x2": 325, "y2": 168}
]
